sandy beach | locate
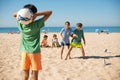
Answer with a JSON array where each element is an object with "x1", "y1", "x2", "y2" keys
[{"x1": 0, "y1": 32, "x2": 120, "y2": 80}]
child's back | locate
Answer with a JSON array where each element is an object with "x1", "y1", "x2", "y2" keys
[
  {"x1": 13, "y1": 4, "x2": 52, "y2": 80},
  {"x1": 18, "y1": 18, "x2": 44, "y2": 53}
]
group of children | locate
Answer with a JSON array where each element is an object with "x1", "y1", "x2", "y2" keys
[
  {"x1": 60, "y1": 21, "x2": 86, "y2": 60},
  {"x1": 13, "y1": 4, "x2": 86, "y2": 80},
  {"x1": 40, "y1": 34, "x2": 61, "y2": 47},
  {"x1": 41, "y1": 21, "x2": 86, "y2": 60}
]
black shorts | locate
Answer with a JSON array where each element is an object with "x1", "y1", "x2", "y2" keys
[{"x1": 61, "y1": 42, "x2": 70, "y2": 46}]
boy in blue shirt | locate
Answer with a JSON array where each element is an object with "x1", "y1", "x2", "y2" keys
[{"x1": 60, "y1": 21, "x2": 73, "y2": 59}]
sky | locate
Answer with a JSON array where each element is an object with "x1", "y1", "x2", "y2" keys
[{"x1": 0, "y1": 0, "x2": 120, "y2": 27}]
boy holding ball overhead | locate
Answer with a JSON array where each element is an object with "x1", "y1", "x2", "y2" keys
[{"x1": 13, "y1": 4, "x2": 52, "y2": 80}]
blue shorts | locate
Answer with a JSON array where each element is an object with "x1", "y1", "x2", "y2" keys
[{"x1": 61, "y1": 42, "x2": 70, "y2": 46}]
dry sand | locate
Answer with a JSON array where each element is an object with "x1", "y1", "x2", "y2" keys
[{"x1": 0, "y1": 33, "x2": 120, "y2": 80}]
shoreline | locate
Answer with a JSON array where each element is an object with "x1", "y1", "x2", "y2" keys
[
  {"x1": 0, "y1": 32, "x2": 120, "y2": 33},
  {"x1": 0, "y1": 26, "x2": 120, "y2": 33}
]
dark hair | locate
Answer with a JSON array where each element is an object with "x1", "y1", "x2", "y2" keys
[
  {"x1": 53, "y1": 34, "x2": 57, "y2": 37},
  {"x1": 76, "y1": 23, "x2": 83, "y2": 28},
  {"x1": 65, "y1": 21, "x2": 70, "y2": 25},
  {"x1": 44, "y1": 35, "x2": 48, "y2": 38},
  {"x1": 23, "y1": 4, "x2": 37, "y2": 14}
]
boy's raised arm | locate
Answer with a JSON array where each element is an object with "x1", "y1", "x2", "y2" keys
[
  {"x1": 13, "y1": 12, "x2": 17, "y2": 19},
  {"x1": 13, "y1": 11, "x2": 52, "y2": 21},
  {"x1": 34, "y1": 11, "x2": 52, "y2": 21}
]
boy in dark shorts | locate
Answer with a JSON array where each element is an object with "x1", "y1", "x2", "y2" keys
[{"x1": 60, "y1": 21, "x2": 73, "y2": 59}]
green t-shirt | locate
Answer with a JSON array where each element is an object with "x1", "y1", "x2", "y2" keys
[
  {"x1": 17, "y1": 18, "x2": 44, "y2": 53},
  {"x1": 72, "y1": 29, "x2": 84, "y2": 44}
]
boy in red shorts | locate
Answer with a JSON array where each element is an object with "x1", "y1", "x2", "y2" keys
[{"x1": 13, "y1": 4, "x2": 52, "y2": 80}]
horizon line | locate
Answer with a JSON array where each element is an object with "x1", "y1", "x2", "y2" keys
[{"x1": 0, "y1": 26, "x2": 120, "y2": 28}]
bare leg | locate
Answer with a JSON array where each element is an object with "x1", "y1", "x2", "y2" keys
[
  {"x1": 22, "y1": 70, "x2": 29, "y2": 80},
  {"x1": 80, "y1": 47, "x2": 86, "y2": 59},
  {"x1": 60, "y1": 46, "x2": 64, "y2": 59},
  {"x1": 67, "y1": 45, "x2": 71, "y2": 59},
  {"x1": 67, "y1": 45, "x2": 70, "y2": 49},
  {"x1": 65, "y1": 47, "x2": 73, "y2": 60},
  {"x1": 30, "y1": 70, "x2": 39, "y2": 80}
]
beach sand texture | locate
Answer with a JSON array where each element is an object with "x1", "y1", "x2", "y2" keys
[{"x1": 0, "y1": 33, "x2": 120, "y2": 80}]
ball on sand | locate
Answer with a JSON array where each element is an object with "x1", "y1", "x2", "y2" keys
[{"x1": 17, "y1": 8, "x2": 33, "y2": 25}]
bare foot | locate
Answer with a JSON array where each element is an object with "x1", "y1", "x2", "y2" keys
[
  {"x1": 69, "y1": 57, "x2": 72, "y2": 59},
  {"x1": 83, "y1": 56, "x2": 86, "y2": 59},
  {"x1": 65, "y1": 58, "x2": 67, "y2": 60}
]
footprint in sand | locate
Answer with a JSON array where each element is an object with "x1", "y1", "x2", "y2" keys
[{"x1": 66, "y1": 78, "x2": 72, "y2": 80}]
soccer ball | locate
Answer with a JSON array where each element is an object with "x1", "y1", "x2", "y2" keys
[{"x1": 17, "y1": 8, "x2": 33, "y2": 25}]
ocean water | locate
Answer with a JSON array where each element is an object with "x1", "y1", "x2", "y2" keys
[{"x1": 0, "y1": 26, "x2": 120, "y2": 33}]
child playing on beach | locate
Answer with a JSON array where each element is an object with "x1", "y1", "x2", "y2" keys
[
  {"x1": 41, "y1": 35, "x2": 50, "y2": 47},
  {"x1": 13, "y1": 4, "x2": 52, "y2": 80},
  {"x1": 52, "y1": 34, "x2": 60, "y2": 47},
  {"x1": 60, "y1": 21, "x2": 73, "y2": 59},
  {"x1": 65, "y1": 23, "x2": 86, "y2": 60}
]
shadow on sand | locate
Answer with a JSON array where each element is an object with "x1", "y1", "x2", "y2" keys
[
  {"x1": 71, "y1": 55, "x2": 120, "y2": 59},
  {"x1": 71, "y1": 55, "x2": 120, "y2": 66}
]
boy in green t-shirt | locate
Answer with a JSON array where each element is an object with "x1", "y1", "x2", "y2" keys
[
  {"x1": 65, "y1": 23, "x2": 86, "y2": 60},
  {"x1": 13, "y1": 4, "x2": 52, "y2": 80}
]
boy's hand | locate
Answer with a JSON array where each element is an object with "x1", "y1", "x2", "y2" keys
[
  {"x1": 73, "y1": 34, "x2": 78, "y2": 38},
  {"x1": 32, "y1": 13, "x2": 37, "y2": 21},
  {"x1": 62, "y1": 37, "x2": 64, "y2": 40},
  {"x1": 13, "y1": 12, "x2": 17, "y2": 19},
  {"x1": 84, "y1": 41, "x2": 86, "y2": 46},
  {"x1": 67, "y1": 32, "x2": 70, "y2": 36}
]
